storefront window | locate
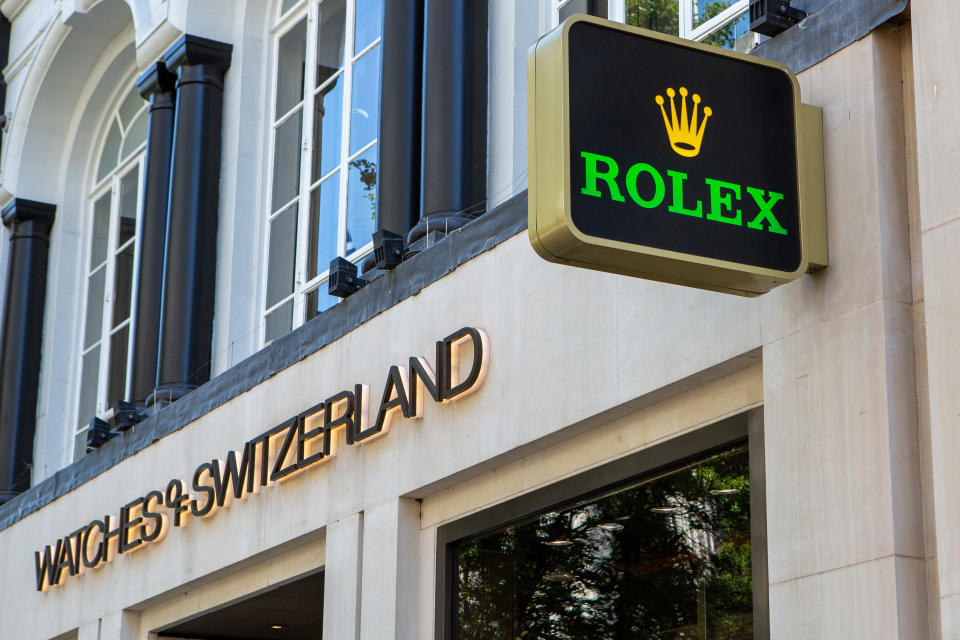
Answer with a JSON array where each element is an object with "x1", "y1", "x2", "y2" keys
[{"x1": 451, "y1": 446, "x2": 753, "y2": 639}]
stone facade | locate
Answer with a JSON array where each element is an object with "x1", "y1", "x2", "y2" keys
[{"x1": 0, "y1": 0, "x2": 955, "y2": 638}]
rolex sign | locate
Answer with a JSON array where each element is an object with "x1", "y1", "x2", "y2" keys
[{"x1": 528, "y1": 15, "x2": 827, "y2": 296}]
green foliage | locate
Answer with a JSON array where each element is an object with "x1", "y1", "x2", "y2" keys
[
  {"x1": 455, "y1": 448, "x2": 753, "y2": 639},
  {"x1": 625, "y1": 0, "x2": 741, "y2": 50},
  {"x1": 349, "y1": 157, "x2": 378, "y2": 220},
  {"x1": 626, "y1": 0, "x2": 679, "y2": 35},
  {"x1": 700, "y1": 2, "x2": 737, "y2": 49}
]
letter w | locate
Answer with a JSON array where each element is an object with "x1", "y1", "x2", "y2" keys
[
  {"x1": 34, "y1": 540, "x2": 62, "y2": 591},
  {"x1": 213, "y1": 444, "x2": 256, "y2": 507}
]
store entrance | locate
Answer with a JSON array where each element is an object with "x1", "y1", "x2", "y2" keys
[{"x1": 158, "y1": 570, "x2": 324, "y2": 640}]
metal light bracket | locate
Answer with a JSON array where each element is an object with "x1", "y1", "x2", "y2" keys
[{"x1": 749, "y1": 0, "x2": 807, "y2": 37}]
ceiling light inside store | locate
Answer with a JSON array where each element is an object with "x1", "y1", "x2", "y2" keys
[
  {"x1": 710, "y1": 488, "x2": 740, "y2": 495},
  {"x1": 651, "y1": 506, "x2": 681, "y2": 514},
  {"x1": 545, "y1": 539, "x2": 574, "y2": 547},
  {"x1": 544, "y1": 571, "x2": 576, "y2": 582}
]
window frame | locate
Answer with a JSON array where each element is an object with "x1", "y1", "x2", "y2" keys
[
  {"x1": 553, "y1": 0, "x2": 622, "y2": 26},
  {"x1": 687, "y1": 0, "x2": 749, "y2": 40},
  {"x1": 262, "y1": 0, "x2": 383, "y2": 346},
  {"x1": 72, "y1": 82, "x2": 148, "y2": 459},
  {"x1": 434, "y1": 410, "x2": 769, "y2": 639}
]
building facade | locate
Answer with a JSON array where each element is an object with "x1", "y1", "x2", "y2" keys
[{"x1": 0, "y1": 0, "x2": 956, "y2": 637}]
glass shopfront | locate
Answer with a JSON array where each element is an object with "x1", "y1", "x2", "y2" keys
[{"x1": 444, "y1": 438, "x2": 757, "y2": 639}]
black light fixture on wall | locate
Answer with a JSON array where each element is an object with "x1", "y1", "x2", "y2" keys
[
  {"x1": 86, "y1": 418, "x2": 117, "y2": 452},
  {"x1": 328, "y1": 257, "x2": 367, "y2": 298},
  {"x1": 749, "y1": 0, "x2": 807, "y2": 36}
]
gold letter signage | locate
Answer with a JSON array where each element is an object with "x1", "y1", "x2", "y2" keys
[
  {"x1": 528, "y1": 15, "x2": 827, "y2": 296},
  {"x1": 33, "y1": 328, "x2": 488, "y2": 591}
]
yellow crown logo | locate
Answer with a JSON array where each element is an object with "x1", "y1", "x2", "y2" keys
[{"x1": 655, "y1": 87, "x2": 713, "y2": 158}]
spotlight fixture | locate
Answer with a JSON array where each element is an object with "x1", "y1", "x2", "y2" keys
[
  {"x1": 86, "y1": 417, "x2": 118, "y2": 452},
  {"x1": 372, "y1": 228, "x2": 406, "y2": 270},
  {"x1": 328, "y1": 257, "x2": 368, "y2": 298},
  {"x1": 749, "y1": 0, "x2": 807, "y2": 37},
  {"x1": 269, "y1": 624, "x2": 288, "y2": 630},
  {"x1": 597, "y1": 522, "x2": 624, "y2": 532},
  {"x1": 113, "y1": 400, "x2": 147, "y2": 432}
]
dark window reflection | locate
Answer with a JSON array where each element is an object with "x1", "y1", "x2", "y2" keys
[{"x1": 454, "y1": 447, "x2": 752, "y2": 639}]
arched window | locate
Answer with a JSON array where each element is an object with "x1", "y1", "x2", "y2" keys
[
  {"x1": 262, "y1": 0, "x2": 383, "y2": 344},
  {"x1": 73, "y1": 84, "x2": 148, "y2": 459}
]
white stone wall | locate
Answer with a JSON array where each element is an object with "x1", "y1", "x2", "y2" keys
[{"x1": 0, "y1": 0, "x2": 950, "y2": 638}]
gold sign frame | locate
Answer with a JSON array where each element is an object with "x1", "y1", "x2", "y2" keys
[{"x1": 527, "y1": 14, "x2": 827, "y2": 296}]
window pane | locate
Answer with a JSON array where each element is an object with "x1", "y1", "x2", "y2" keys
[
  {"x1": 265, "y1": 299, "x2": 294, "y2": 344},
  {"x1": 702, "y1": 11, "x2": 751, "y2": 51},
  {"x1": 346, "y1": 145, "x2": 377, "y2": 255},
  {"x1": 97, "y1": 120, "x2": 122, "y2": 183},
  {"x1": 308, "y1": 174, "x2": 340, "y2": 278},
  {"x1": 267, "y1": 204, "x2": 298, "y2": 308},
  {"x1": 272, "y1": 109, "x2": 303, "y2": 211},
  {"x1": 84, "y1": 267, "x2": 106, "y2": 349},
  {"x1": 121, "y1": 110, "x2": 148, "y2": 160},
  {"x1": 317, "y1": 0, "x2": 347, "y2": 81},
  {"x1": 454, "y1": 447, "x2": 752, "y2": 639},
  {"x1": 107, "y1": 325, "x2": 129, "y2": 408},
  {"x1": 78, "y1": 346, "x2": 100, "y2": 427},
  {"x1": 313, "y1": 76, "x2": 344, "y2": 182},
  {"x1": 281, "y1": 0, "x2": 302, "y2": 15},
  {"x1": 349, "y1": 46, "x2": 381, "y2": 154},
  {"x1": 694, "y1": 0, "x2": 735, "y2": 27},
  {"x1": 559, "y1": 0, "x2": 589, "y2": 21},
  {"x1": 113, "y1": 242, "x2": 134, "y2": 328},
  {"x1": 305, "y1": 286, "x2": 338, "y2": 322},
  {"x1": 354, "y1": 0, "x2": 383, "y2": 54},
  {"x1": 118, "y1": 168, "x2": 139, "y2": 246},
  {"x1": 276, "y1": 19, "x2": 308, "y2": 118},
  {"x1": 626, "y1": 0, "x2": 679, "y2": 36},
  {"x1": 117, "y1": 87, "x2": 145, "y2": 128},
  {"x1": 90, "y1": 193, "x2": 111, "y2": 269}
]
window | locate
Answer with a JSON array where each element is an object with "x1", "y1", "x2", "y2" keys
[
  {"x1": 74, "y1": 85, "x2": 147, "y2": 459},
  {"x1": 263, "y1": 0, "x2": 384, "y2": 344},
  {"x1": 620, "y1": 1, "x2": 757, "y2": 52},
  {"x1": 441, "y1": 423, "x2": 765, "y2": 639}
]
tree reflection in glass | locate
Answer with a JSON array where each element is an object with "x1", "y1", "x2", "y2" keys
[{"x1": 454, "y1": 447, "x2": 752, "y2": 639}]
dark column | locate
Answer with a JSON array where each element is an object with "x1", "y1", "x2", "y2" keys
[
  {"x1": 148, "y1": 35, "x2": 232, "y2": 407},
  {"x1": 407, "y1": 0, "x2": 488, "y2": 247},
  {"x1": 0, "y1": 199, "x2": 55, "y2": 504},
  {"x1": 377, "y1": 0, "x2": 423, "y2": 237},
  {"x1": 130, "y1": 62, "x2": 177, "y2": 407},
  {"x1": 0, "y1": 15, "x2": 10, "y2": 156}
]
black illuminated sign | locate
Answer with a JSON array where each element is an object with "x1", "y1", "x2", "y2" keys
[{"x1": 529, "y1": 15, "x2": 826, "y2": 296}]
